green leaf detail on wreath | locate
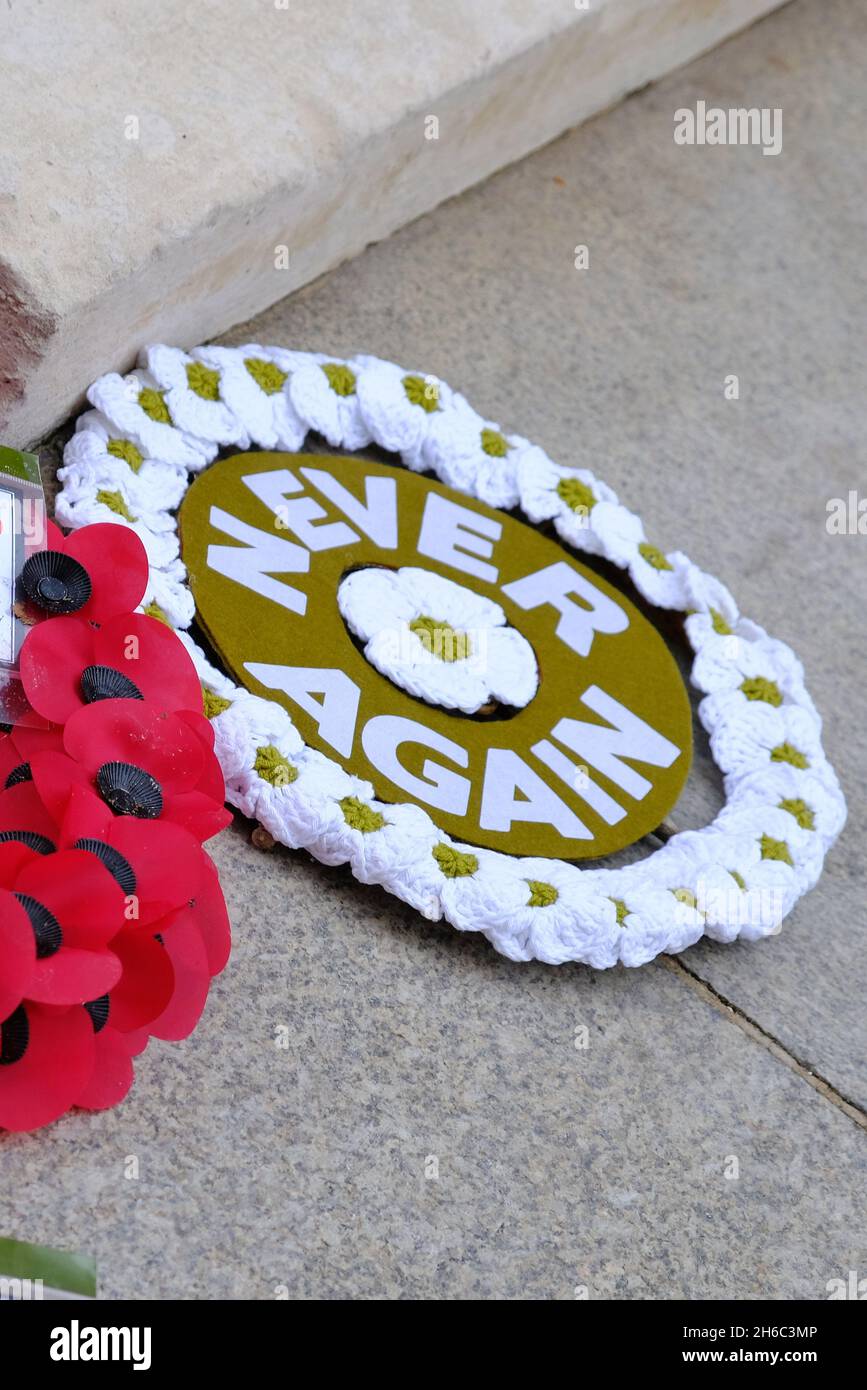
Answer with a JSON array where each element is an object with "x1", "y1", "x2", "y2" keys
[
  {"x1": 202, "y1": 687, "x2": 231, "y2": 719},
  {"x1": 759, "y1": 833, "x2": 793, "y2": 865},
  {"x1": 672, "y1": 887, "x2": 698, "y2": 910},
  {"x1": 245, "y1": 357, "x2": 287, "y2": 395},
  {"x1": 403, "y1": 374, "x2": 440, "y2": 413},
  {"x1": 409, "y1": 615, "x2": 472, "y2": 663},
  {"x1": 778, "y1": 797, "x2": 815, "y2": 830},
  {"x1": 186, "y1": 361, "x2": 221, "y2": 401},
  {"x1": 480, "y1": 428, "x2": 510, "y2": 457},
  {"x1": 770, "y1": 741, "x2": 809, "y2": 768},
  {"x1": 710, "y1": 608, "x2": 733, "y2": 635},
  {"x1": 255, "y1": 744, "x2": 298, "y2": 787},
  {"x1": 138, "y1": 388, "x2": 172, "y2": 425},
  {"x1": 638, "y1": 542, "x2": 672, "y2": 571},
  {"x1": 144, "y1": 601, "x2": 171, "y2": 627},
  {"x1": 96, "y1": 488, "x2": 135, "y2": 522},
  {"x1": 526, "y1": 879, "x2": 559, "y2": 907},
  {"x1": 433, "y1": 843, "x2": 478, "y2": 878},
  {"x1": 740, "y1": 676, "x2": 782, "y2": 706},
  {"x1": 556, "y1": 476, "x2": 596, "y2": 516},
  {"x1": 321, "y1": 362, "x2": 357, "y2": 397},
  {"x1": 340, "y1": 796, "x2": 386, "y2": 833},
  {"x1": 107, "y1": 438, "x2": 144, "y2": 473}
]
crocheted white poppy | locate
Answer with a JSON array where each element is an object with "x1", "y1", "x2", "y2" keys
[{"x1": 338, "y1": 565, "x2": 538, "y2": 714}]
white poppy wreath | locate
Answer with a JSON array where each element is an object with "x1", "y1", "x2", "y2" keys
[{"x1": 54, "y1": 344, "x2": 847, "y2": 968}]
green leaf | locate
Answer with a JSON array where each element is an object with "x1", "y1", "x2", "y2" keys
[{"x1": 0, "y1": 1235, "x2": 96, "y2": 1297}]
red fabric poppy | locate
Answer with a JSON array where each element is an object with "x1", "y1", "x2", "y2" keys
[
  {"x1": 21, "y1": 611, "x2": 203, "y2": 725},
  {"x1": 147, "y1": 912, "x2": 211, "y2": 1042},
  {"x1": 107, "y1": 926, "x2": 174, "y2": 1032},
  {"x1": 75, "y1": 1025, "x2": 136, "y2": 1111},
  {"x1": 28, "y1": 750, "x2": 96, "y2": 829},
  {"x1": 57, "y1": 788, "x2": 209, "y2": 925},
  {"x1": 27, "y1": 745, "x2": 231, "y2": 848},
  {"x1": 0, "y1": 849, "x2": 124, "y2": 1006},
  {"x1": 44, "y1": 518, "x2": 65, "y2": 549},
  {"x1": 42, "y1": 522, "x2": 148, "y2": 623},
  {"x1": 0, "y1": 519, "x2": 234, "y2": 1129},
  {"x1": 0, "y1": 889, "x2": 36, "y2": 1022},
  {"x1": 160, "y1": 791, "x2": 232, "y2": 843},
  {"x1": 0, "y1": 779, "x2": 59, "y2": 848},
  {"x1": 193, "y1": 853, "x2": 232, "y2": 978},
  {"x1": 0, "y1": 1002, "x2": 95, "y2": 1133},
  {"x1": 74, "y1": 1020, "x2": 149, "y2": 1112},
  {"x1": 178, "y1": 711, "x2": 227, "y2": 803},
  {"x1": 0, "y1": 725, "x2": 61, "y2": 794},
  {"x1": 63, "y1": 699, "x2": 205, "y2": 794},
  {"x1": 0, "y1": 839, "x2": 42, "y2": 887}
]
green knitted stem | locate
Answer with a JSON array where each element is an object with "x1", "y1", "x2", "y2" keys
[
  {"x1": 740, "y1": 676, "x2": 783, "y2": 706},
  {"x1": 254, "y1": 744, "x2": 298, "y2": 787},
  {"x1": 729, "y1": 869, "x2": 747, "y2": 891},
  {"x1": 245, "y1": 357, "x2": 287, "y2": 395},
  {"x1": 526, "y1": 879, "x2": 559, "y2": 907},
  {"x1": 409, "y1": 615, "x2": 472, "y2": 662},
  {"x1": 433, "y1": 843, "x2": 478, "y2": 878},
  {"x1": 138, "y1": 388, "x2": 172, "y2": 425},
  {"x1": 340, "y1": 796, "x2": 385, "y2": 833},
  {"x1": 321, "y1": 362, "x2": 357, "y2": 397},
  {"x1": 107, "y1": 438, "x2": 144, "y2": 473},
  {"x1": 403, "y1": 374, "x2": 440, "y2": 413},
  {"x1": 186, "y1": 361, "x2": 221, "y2": 401}
]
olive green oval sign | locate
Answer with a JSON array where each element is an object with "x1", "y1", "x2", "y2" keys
[{"x1": 181, "y1": 452, "x2": 692, "y2": 859}]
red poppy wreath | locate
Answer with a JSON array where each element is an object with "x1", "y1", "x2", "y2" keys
[{"x1": 0, "y1": 520, "x2": 231, "y2": 1132}]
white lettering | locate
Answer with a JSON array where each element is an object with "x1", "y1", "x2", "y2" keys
[
  {"x1": 550, "y1": 685, "x2": 681, "y2": 799},
  {"x1": 417, "y1": 493, "x2": 501, "y2": 583},
  {"x1": 207, "y1": 506, "x2": 309, "y2": 613},
  {"x1": 362, "y1": 715, "x2": 470, "y2": 815},
  {"x1": 502, "y1": 561, "x2": 628, "y2": 657},
  {"x1": 302, "y1": 467, "x2": 399, "y2": 549},
  {"x1": 243, "y1": 469, "x2": 359, "y2": 551},
  {"x1": 245, "y1": 664, "x2": 360, "y2": 757},
  {"x1": 480, "y1": 748, "x2": 591, "y2": 838}
]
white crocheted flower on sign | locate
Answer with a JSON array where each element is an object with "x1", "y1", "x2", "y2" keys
[
  {"x1": 517, "y1": 452, "x2": 621, "y2": 555},
  {"x1": 142, "y1": 346, "x2": 251, "y2": 448},
  {"x1": 87, "y1": 370, "x2": 217, "y2": 472},
  {"x1": 287, "y1": 357, "x2": 373, "y2": 452},
  {"x1": 338, "y1": 566, "x2": 539, "y2": 714},
  {"x1": 420, "y1": 403, "x2": 532, "y2": 510},
  {"x1": 59, "y1": 410, "x2": 188, "y2": 533},
  {"x1": 354, "y1": 358, "x2": 460, "y2": 469},
  {"x1": 191, "y1": 344, "x2": 310, "y2": 452}
]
